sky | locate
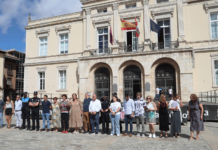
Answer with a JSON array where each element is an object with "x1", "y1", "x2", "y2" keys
[{"x1": 0, "y1": 0, "x2": 82, "y2": 52}]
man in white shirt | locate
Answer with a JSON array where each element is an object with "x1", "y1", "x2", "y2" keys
[
  {"x1": 168, "y1": 87, "x2": 173, "y2": 98},
  {"x1": 155, "y1": 86, "x2": 160, "y2": 101},
  {"x1": 89, "y1": 94, "x2": 102, "y2": 135},
  {"x1": 14, "y1": 95, "x2": 22, "y2": 129}
]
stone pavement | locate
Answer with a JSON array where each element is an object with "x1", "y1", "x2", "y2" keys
[{"x1": 0, "y1": 115, "x2": 217, "y2": 150}]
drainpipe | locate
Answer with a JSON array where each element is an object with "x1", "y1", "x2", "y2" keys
[{"x1": 192, "y1": 50, "x2": 195, "y2": 68}]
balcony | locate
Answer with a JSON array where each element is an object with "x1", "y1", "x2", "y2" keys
[
  {"x1": 152, "y1": 41, "x2": 179, "y2": 50},
  {"x1": 118, "y1": 44, "x2": 144, "y2": 53},
  {"x1": 6, "y1": 84, "x2": 13, "y2": 89},
  {"x1": 7, "y1": 71, "x2": 13, "y2": 76},
  {"x1": 90, "y1": 47, "x2": 112, "y2": 56}
]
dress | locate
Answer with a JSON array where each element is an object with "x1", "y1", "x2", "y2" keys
[
  {"x1": 189, "y1": 100, "x2": 204, "y2": 131},
  {"x1": 159, "y1": 101, "x2": 169, "y2": 131},
  {"x1": 146, "y1": 102, "x2": 156, "y2": 124},
  {"x1": 51, "y1": 103, "x2": 61, "y2": 128},
  {"x1": 69, "y1": 100, "x2": 83, "y2": 128}
]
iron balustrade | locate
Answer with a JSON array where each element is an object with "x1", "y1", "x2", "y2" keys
[
  {"x1": 90, "y1": 47, "x2": 112, "y2": 56},
  {"x1": 118, "y1": 44, "x2": 144, "y2": 53},
  {"x1": 152, "y1": 41, "x2": 179, "y2": 50},
  {"x1": 195, "y1": 89, "x2": 218, "y2": 103},
  {"x1": 7, "y1": 71, "x2": 13, "y2": 76}
]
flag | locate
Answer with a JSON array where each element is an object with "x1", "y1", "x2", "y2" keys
[
  {"x1": 135, "y1": 18, "x2": 140, "y2": 37},
  {"x1": 110, "y1": 27, "x2": 113, "y2": 45},
  {"x1": 121, "y1": 19, "x2": 136, "y2": 30},
  {"x1": 150, "y1": 19, "x2": 161, "y2": 34}
]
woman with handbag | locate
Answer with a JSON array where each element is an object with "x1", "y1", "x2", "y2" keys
[
  {"x1": 4, "y1": 96, "x2": 14, "y2": 129},
  {"x1": 68, "y1": 93, "x2": 83, "y2": 134}
]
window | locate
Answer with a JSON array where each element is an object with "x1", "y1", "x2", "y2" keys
[
  {"x1": 157, "y1": 0, "x2": 169, "y2": 3},
  {"x1": 211, "y1": 13, "x2": 218, "y2": 39},
  {"x1": 98, "y1": 9, "x2": 107, "y2": 13},
  {"x1": 39, "y1": 37, "x2": 47, "y2": 56},
  {"x1": 8, "y1": 65, "x2": 12, "y2": 71},
  {"x1": 98, "y1": 28, "x2": 108, "y2": 54},
  {"x1": 126, "y1": 4, "x2": 136, "y2": 9},
  {"x1": 59, "y1": 70, "x2": 66, "y2": 89},
  {"x1": 214, "y1": 61, "x2": 218, "y2": 85},
  {"x1": 7, "y1": 78, "x2": 12, "y2": 85},
  {"x1": 126, "y1": 31, "x2": 138, "y2": 52},
  {"x1": 38, "y1": 72, "x2": 45, "y2": 90},
  {"x1": 60, "y1": 34, "x2": 68, "y2": 54},
  {"x1": 157, "y1": 19, "x2": 171, "y2": 48}
]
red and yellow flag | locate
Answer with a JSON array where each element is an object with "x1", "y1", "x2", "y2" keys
[{"x1": 121, "y1": 19, "x2": 136, "y2": 30}]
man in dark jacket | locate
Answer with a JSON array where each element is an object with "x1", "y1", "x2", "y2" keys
[
  {"x1": 100, "y1": 93, "x2": 110, "y2": 134},
  {"x1": 83, "y1": 92, "x2": 92, "y2": 133}
]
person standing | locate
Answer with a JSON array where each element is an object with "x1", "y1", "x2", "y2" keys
[
  {"x1": 168, "y1": 87, "x2": 173, "y2": 98},
  {"x1": 146, "y1": 96, "x2": 157, "y2": 138},
  {"x1": 21, "y1": 92, "x2": 30, "y2": 130},
  {"x1": 40, "y1": 95, "x2": 51, "y2": 132},
  {"x1": 109, "y1": 96, "x2": 121, "y2": 136},
  {"x1": 29, "y1": 91, "x2": 40, "y2": 131},
  {"x1": 100, "y1": 93, "x2": 110, "y2": 134},
  {"x1": 59, "y1": 94, "x2": 70, "y2": 134},
  {"x1": 83, "y1": 92, "x2": 92, "y2": 134},
  {"x1": 188, "y1": 94, "x2": 204, "y2": 140},
  {"x1": 155, "y1": 86, "x2": 160, "y2": 101},
  {"x1": 51, "y1": 97, "x2": 61, "y2": 132},
  {"x1": 134, "y1": 92, "x2": 146, "y2": 138},
  {"x1": 14, "y1": 95, "x2": 22, "y2": 129},
  {"x1": 69, "y1": 93, "x2": 83, "y2": 134},
  {"x1": 89, "y1": 94, "x2": 101, "y2": 135},
  {"x1": 122, "y1": 93, "x2": 135, "y2": 137},
  {"x1": 110, "y1": 92, "x2": 122, "y2": 133},
  {"x1": 157, "y1": 94, "x2": 169, "y2": 138},
  {"x1": 0, "y1": 96, "x2": 5, "y2": 127},
  {"x1": 4, "y1": 96, "x2": 14, "y2": 129}
]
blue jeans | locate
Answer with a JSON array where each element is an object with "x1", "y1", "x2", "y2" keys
[
  {"x1": 125, "y1": 115, "x2": 133, "y2": 134},
  {"x1": 42, "y1": 113, "x2": 50, "y2": 129},
  {"x1": 155, "y1": 94, "x2": 160, "y2": 101},
  {"x1": 90, "y1": 113, "x2": 99, "y2": 133},
  {"x1": 0, "y1": 112, "x2": 3, "y2": 126},
  {"x1": 110, "y1": 114, "x2": 120, "y2": 135}
]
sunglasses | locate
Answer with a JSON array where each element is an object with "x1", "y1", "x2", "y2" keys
[{"x1": 147, "y1": 98, "x2": 151, "y2": 99}]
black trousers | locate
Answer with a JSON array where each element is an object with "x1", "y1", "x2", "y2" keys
[
  {"x1": 120, "y1": 121, "x2": 123, "y2": 133},
  {"x1": 31, "y1": 109, "x2": 39, "y2": 130},
  {"x1": 22, "y1": 109, "x2": 30, "y2": 129},
  {"x1": 61, "y1": 113, "x2": 69, "y2": 130},
  {"x1": 101, "y1": 112, "x2": 109, "y2": 132}
]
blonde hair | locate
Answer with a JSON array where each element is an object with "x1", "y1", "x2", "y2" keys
[
  {"x1": 145, "y1": 95, "x2": 153, "y2": 102},
  {"x1": 159, "y1": 94, "x2": 166, "y2": 103},
  {"x1": 136, "y1": 92, "x2": 142, "y2": 97}
]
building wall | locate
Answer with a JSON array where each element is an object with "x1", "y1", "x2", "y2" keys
[{"x1": 0, "y1": 53, "x2": 4, "y2": 99}]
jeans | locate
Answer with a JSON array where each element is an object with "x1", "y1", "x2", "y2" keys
[
  {"x1": 0, "y1": 112, "x2": 3, "y2": 126},
  {"x1": 125, "y1": 115, "x2": 133, "y2": 134},
  {"x1": 155, "y1": 94, "x2": 160, "y2": 101},
  {"x1": 110, "y1": 114, "x2": 120, "y2": 135},
  {"x1": 135, "y1": 116, "x2": 145, "y2": 134},
  {"x1": 42, "y1": 113, "x2": 50, "y2": 129},
  {"x1": 90, "y1": 112, "x2": 99, "y2": 133}
]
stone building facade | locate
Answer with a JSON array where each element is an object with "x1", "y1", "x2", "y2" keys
[{"x1": 24, "y1": 0, "x2": 218, "y2": 102}]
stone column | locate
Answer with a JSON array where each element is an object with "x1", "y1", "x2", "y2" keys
[
  {"x1": 177, "y1": 0, "x2": 186, "y2": 45},
  {"x1": 143, "y1": 0, "x2": 151, "y2": 50},
  {"x1": 86, "y1": 8, "x2": 91, "y2": 49},
  {"x1": 113, "y1": 3, "x2": 119, "y2": 45}
]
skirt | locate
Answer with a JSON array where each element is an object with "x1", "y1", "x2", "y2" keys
[
  {"x1": 5, "y1": 108, "x2": 12, "y2": 115},
  {"x1": 159, "y1": 112, "x2": 169, "y2": 131},
  {"x1": 170, "y1": 111, "x2": 181, "y2": 134},
  {"x1": 146, "y1": 111, "x2": 156, "y2": 124}
]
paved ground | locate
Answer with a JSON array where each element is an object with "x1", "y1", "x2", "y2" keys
[{"x1": 0, "y1": 115, "x2": 217, "y2": 150}]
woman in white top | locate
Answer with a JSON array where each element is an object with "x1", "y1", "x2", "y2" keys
[
  {"x1": 109, "y1": 96, "x2": 121, "y2": 136},
  {"x1": 4, "y1": 96, "x2": 14, "y2": 129}
]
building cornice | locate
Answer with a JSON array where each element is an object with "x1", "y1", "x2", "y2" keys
[
  {"x1": 92, "y1": 17, "x2": 111, "y2": 27},
  {"x1": 35, "y1": 28, "x2": 50, "y2": 37},
  {"x1": 91, "y1": 11, "x2": 113, "y2": 18},
  {"x1": 55, "y1": 25, "x2": 71, "y2": 34},
  {"x1": 120, "y1": 12, "x2": 141, "y2": 21},
  {"x1": 151, "y1": 8, "x2": 174, "y2": 19},
  {"x1": 149, "y1": 1, "x2": 176, "y2": 10},
  {"x1": 24, "y1": 59, "x2": 78, "y2": 66},
  {"x1": 119, "y1": 6, "x2": 143, "y2": 14},
  {"x1": 204, "y1": 2, "x2": 218, "y2": 13}
]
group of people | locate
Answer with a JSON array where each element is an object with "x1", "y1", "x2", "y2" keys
[{"x1": 0, "y1": 91, "x2": 204, "y2": 140}]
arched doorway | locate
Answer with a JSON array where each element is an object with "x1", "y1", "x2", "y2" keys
[
  {"x1": 123, "y1": 65, "x2": 141, "y2": 99},
  {"x1": 95, "y1": 67, "x2": 110, "y2": 100},
  {"x1": 155, "y1": 64, "x2": 176, "y2": 99}
]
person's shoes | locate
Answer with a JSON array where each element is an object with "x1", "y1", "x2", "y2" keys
[
  {"x1": 153, "y1": 134, "x2": 156, "y2": 139},
  {"x1": 65, "y1": 131, "x2": 68, "y2": 134},
  {"x1": 40, "y1": 129, "x2": 45, "y2": 131},
  {"x1": 129, "y1": 134, "x2": 132, "y2": 137},
  {"x1": 107, "y1": 131, "x2": 110, "y2": 135},
  {"x1": 73, "y1": 130, "x2": 77, "y2": 134},
  {"x1": 14, "y1": 126, "x2": 18, "y2": 129},
  {"x1": 26, "y1": 128, "x2": 30, "y2": 130},
  {"x1": 110, "y1": 134, "x2": 113, "y2": 136},
  {"x1": 136, "y1": 133, "x2": 140, "y2": 137},
  {"x1": 141, "y1": 134, "x2": 145, "y2": 138},
  {"x1": 117, "y1": 134, "x2": 120, "y2": 137},
  {"x1": 90, "y1": 132, "x2": 95, "y2": 135},
  {"x1": 36, "y1": 129, "x2": 39, "y2": 131},
  {"x1": 61, "y1": 131, "x2": 65, "y2": 133},
  {"x1": 19, "y1": 127, "x2": 22, "y2": 130},
  {"x1": 95, "y1": 132, "x2": 98, "y2": 135},
  {"x1": 102, "y1": 131, "x2": 105, "y2": 134},
  {"x1": 122, "y1": 133, "x2": 128, "y2": 136},
  {"x1": 46, "y1": 129, "x2": 49, "y2": 132},
  {"x1": 30, "y1": 129, "x2": 35, "y2": 131},
  {"x1": 83, "y1": 131, "x2": 87, "y2": 134},
  {"x1": 148, "y1": 133, "x2": 152, "y2": 138}
]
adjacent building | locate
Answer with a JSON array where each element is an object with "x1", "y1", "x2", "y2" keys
[{"x1": 24, "y1": 0, "x2": 218, "y2": 102}]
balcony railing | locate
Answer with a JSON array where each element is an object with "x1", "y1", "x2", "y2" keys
[
  {"x1": 90, "y1": 47, "x2": 112, "y2": 56},
  {"x1": 6, "y1": 84, "x2": 13, "y2": 89},
  {"x1": 7, "y1": 71, "x2": 13, "y2": 76},
  {"x1": 196, "y1": 89, "x2": 218, "y2": 103},
  {"x1": 118, "y1": 44, "x2": 144, "y2": 53},
  {"x1": 152, "y1": 41, "x2": 179, "y2": 50}
]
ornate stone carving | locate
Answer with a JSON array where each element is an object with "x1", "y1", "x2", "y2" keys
[
  {"x1": 142, "y1": 0, "x2": 149, "y2": 5},
  {"x1": 92, "y1": 17, "x2": 111, "y2": 27},
  {"x1": 120, "y1": 13, "x2": 141, "y2": 21},
  {"x1": 55, "y1": 25, "x2": 71, "y2": 34},
  {"x1": 35, "y1": 28, "x2": 50, "y2": 37},
  {"x1": 113, "y1": 3, "x2": 119, "y2": 10},
  {"x1": 119, "y1": 7, "x2": 143, "y2": 14},
  {"x1": 151, "y1": 8, "x2": 174, "y2": 19},
  {"x1": 85, "y1": 8, "x2": 91, "y2": 15},
  {"x1": 204, "y1": 2, "x2": 218, "y2": 13}
]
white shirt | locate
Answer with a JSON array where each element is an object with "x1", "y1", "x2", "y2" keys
[
  {"x1": 15, "y1": 100, "x2": 22, "y2": 111},
  {"x1": 89, "y1": 99, "x2": 101, "y2": 113},
  {"x1": 169, "y1": 89, "x2": 172, "y2": 94},
  {"x1": 110, "y1": 102, "x2": 121, "y2": 115},
  {"x1": 156, "y1": 88, "x2": 159, "y2": 94},
  {"x1": 123, "y1": 98, "x2": 135, "y2": 115},
  {"x1": 168, "y1": 99, "x2": 182, "y2": 122},
  {"x1": 134, "y1": 98, "x2": 147, "y2": 116}
]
